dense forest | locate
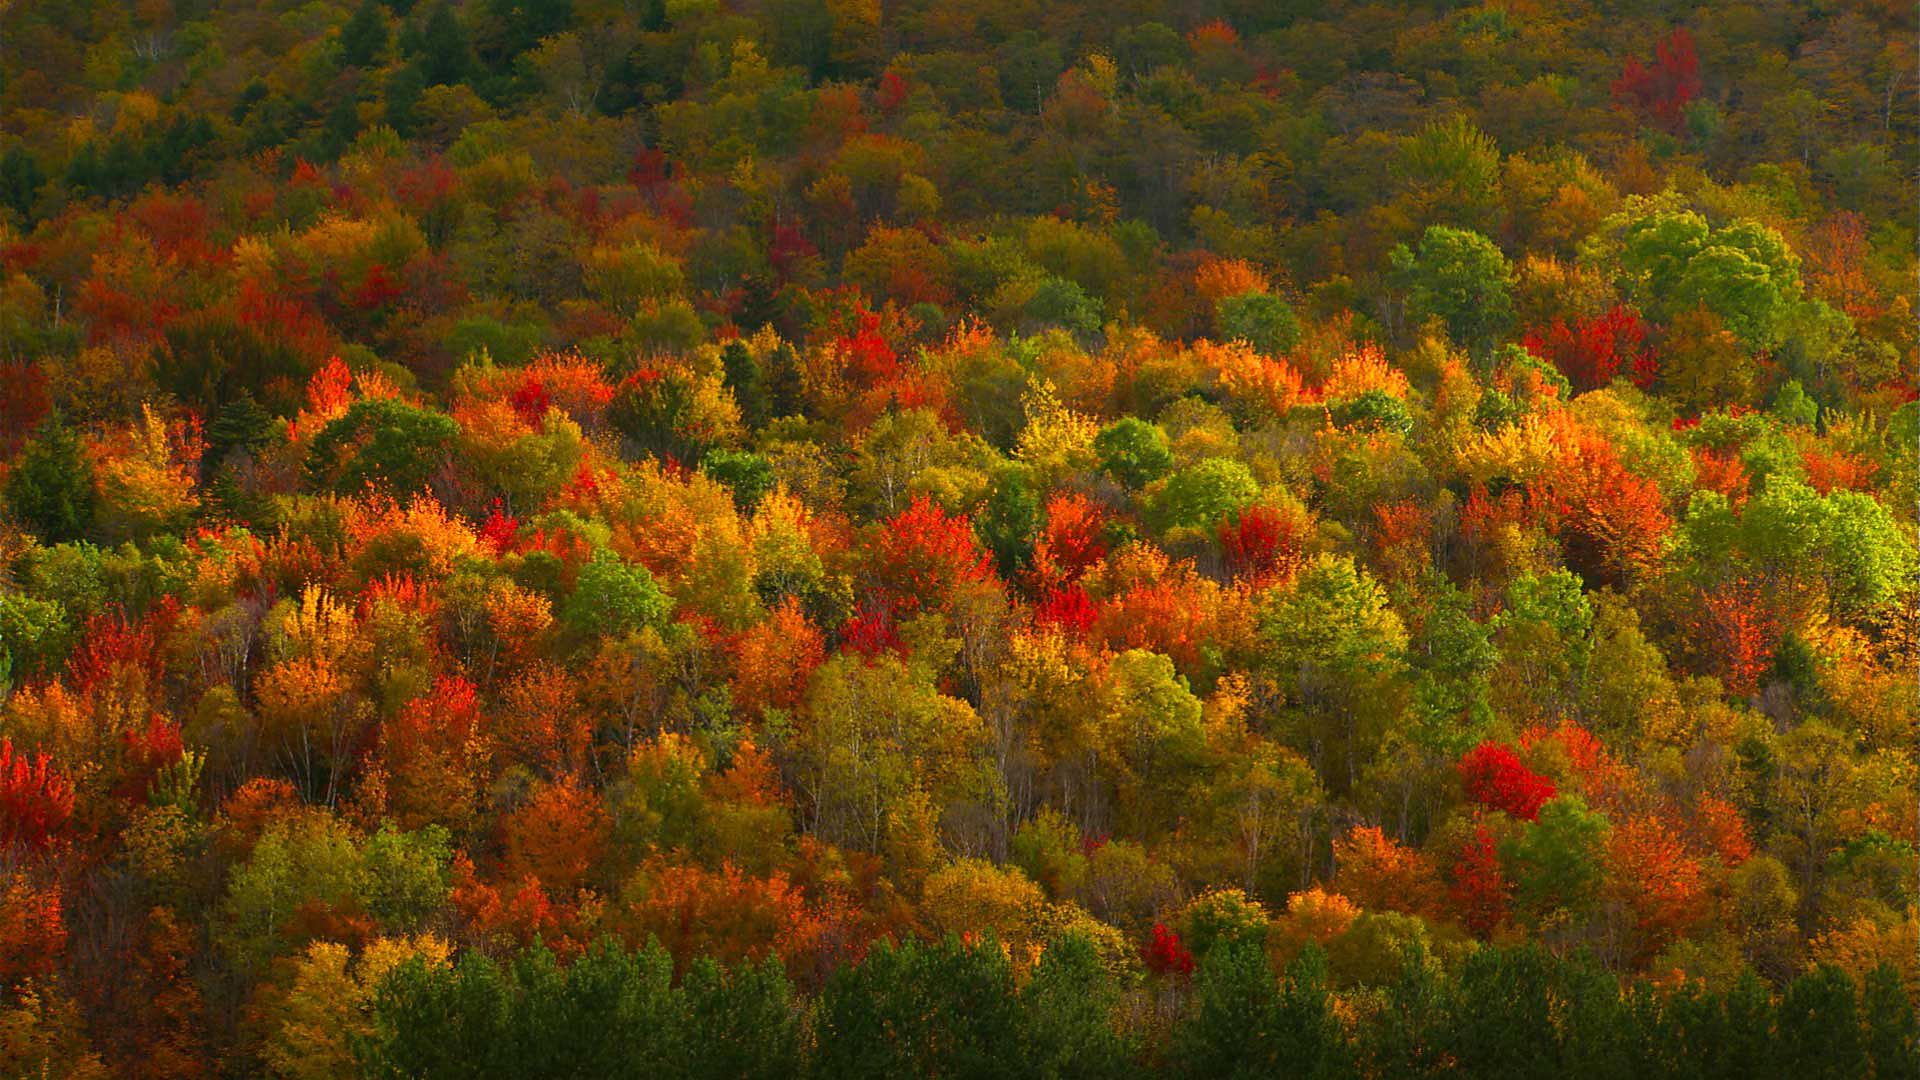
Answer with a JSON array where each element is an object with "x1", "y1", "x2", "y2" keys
[{"x1": 0, "y1": 0, "x2": 1914, "y2": 1075}]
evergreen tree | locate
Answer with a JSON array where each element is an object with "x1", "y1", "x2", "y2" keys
[{"x1": 4, "y1": 415, "x2": 95, "y2": 543}]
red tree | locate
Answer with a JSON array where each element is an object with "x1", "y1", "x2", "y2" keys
[
  {"x1": 1450, "y1": 824, "x2": 1510, "y2": 939},
  {"x1": 1142, "y1": 922, "x2": 1195, "y2": 978},
  {"x1": 1457, "y1": 742, "x2": 1555, "y2": 822},
  {"x1": 1522, "y1": 306, "x2": 1656, "y2": 392},
  {"x1": 0, "y1": 740, "x2": 75, "y2": 851},
  {"x1": 1612, "y1": 28, "x2": 1701, "y2": 131},
  {"x1": 868, "y1": 496, "x2": 995, "y2": 615}
]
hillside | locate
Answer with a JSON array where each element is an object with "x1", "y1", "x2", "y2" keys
[{"x1": 0, "y1": 0, "x2": 1914, "y2": 1075}]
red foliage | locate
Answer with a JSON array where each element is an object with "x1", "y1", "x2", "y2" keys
[
  {"x1": 628, "y1": 147, "x2": 673, "y2": 191},
  {"x1": 1449, "y1": 824, "x2": 1510, "y2": 939},
  {"x1": 869, "y1": 496, "x2": 994, "y2": 615},
  {"x1": 115, "y1": 716, "x2": 186, "y2": 802},
  {"x1": 352, "y1": 263, "x2": 405, "y2": 310},
  {"x1": 1030, "y1": 493, "x2": 1108, "y2": 585},
  {"x1": 128, "y1": 192, "x2": 219, "y2": 266},
  {"x1": 66, "y1": 605, "x2": 164, "y2": 698},
  {"x1": 236, "y1": 277, "x2": 334, "y2": 366},
  {"x1": 1522, "y1": 305, "x2": 1656, "y2": 392},
  {"x1": 1142, "y1": 922, "x2": 1195, "y2": 978},
  {"x1": 1801, "y1": 446, "x2": 1878, "y2": 495},
  {"x1": 840, "y1": 604, "x2": 904, "y2": 661},
  {"x1": 836, "y1": 308, "x2": 900, "y2": 384},
  {"x1": 876, "y1": 70, "x2": 909, "y2": 113},
  {"x1": 1611, "y1": 28, "x2": 1701, "y2": 131},
  {"x1": 0, "y1": 739, "x2": 75, "y2": 851},
  {"x1": 1032, "y1": 583, "x2": 1097, "y2": 636},
  {"x1": 0, "y1": 362, "x2": 50, "y2": 455},
  {"x1": 1219, "y1": 505, "x2": 1296, "y2": 580},
  {"x1": 510, "y1": 375, "x2": 554, "y2": 428},
  {"x1": 1457, "y1": 742, "x2": 1555, "y2": 822},
  {"x1": 769, "y1": 220, "x2": 818, "y2": 276},
  {"x1": 479, "y1": 500, "x2": 522, "y2": 554}
]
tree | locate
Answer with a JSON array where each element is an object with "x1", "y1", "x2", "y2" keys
[
  {"x1": 1152, "y1": 457, "x2": 1259, "y2": 533},
  {"x1": 1216, "y1": 292, "x2": 1301, "y2": 356},
  {"x1": 1019, "y1": 932, "x2": 1136, "y2": 1079},
  {"x1": 561, "y1": 551, "x2": 672, "y2": 639},
  {"x1": 1612, "y1": 29, "x2": 1701, "y2": 131},
  {"x1": 813, "y1": 936, "x2": 1023, "y2": 1079},
  {"x1": 1171, "y1": 939, "x2": 1351, "y2": 1080},
  {"x1": 1506, "y1": 794, "x2": 1609, "y2": 925},
  {"x1": 1391, "y1": 226, "x2": 1514, "y2": 353},
  {"x1": 1458, "y1": 742, "x2": 1556, "y2": 822},
  {"x1": 1094, "y1": 418, "x2": 1173, "y2": 490},
  {"x1": 0, "y1": 740, "x2": 74, "y2": 852},
  {"x1": 415, "y1": 3, "x2": 472, "y2": 87},
  {"x1": 0, "y1": 144, "x2": 44, "y2": 221},
  {"x1": 340, "y1": 0, "x2": 390, "y2": 68},
  {"x1": 5, "y1": 415, "x2": 96, "y2": 543},
  {"x1": 305, "y1": 398, "x2": 459, "y2": 496}
]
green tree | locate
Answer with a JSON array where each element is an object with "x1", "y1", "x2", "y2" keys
[
  {"x1": 1152, "y1": 457, "x2": 1258, "y2": 533},
  {"x1": 340, "y1": 0, "x2": 390, "y2": 68},
  {"x1": 1018, "y1": 932, "x2": 1136, "y2": 1080},
  {"x1": 1506, "y1": 795, "x2": 1610, "y2": 925},
  {"x1": 1093, "y1": 418, "x2": 1173, "y2": 490},
  {"x1": 562, "y1": 550, "x2": 672, "y2": 639},
  {"x1": 1215, "y1": 292, "x2": 1301, "y2": 356},
  {"x1": 1173, "y1": 940, "x2": 1351, "y2": 1080},
  {"x1": 5, "y1": 415, "x2": 96, "y2": 543},
  {"x1": 305, "y1": 397, "x2": 459, "y2": 496},
  {"x1": 812, "y1": 936, "x2": 1022, "y2": 1079},
  {"x1": 1391, "y1": 225, "x2": 1514, "y2": 353}
]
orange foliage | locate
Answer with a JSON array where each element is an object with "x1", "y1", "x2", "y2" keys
[
  {"x1": 491, "y1": 665, "x2": 591, "y2": 777},
  {"x1": 731, "y1": 599, "x2": 827, "y2": 716},
  {"x1": 618, "y1": 860, "x2": 862, "y2": 980},
  {"x1": 1320, "y1": 344, "x2": 1410, "y2": 402},
  {"x1": 1029, "y1": 492, "x2": 1109, "y2": 587},
  {"x1": 1202, "y1": 339, "x2": 1307, "y2": 416},
  {"x1": 1192, "y1": 258, "x2": 1267, "y2": 303},
  {"x1": 1801, "y1": 446, "x2": 1879, "y2": 495},
  {"x1": 1689, "y1": 445, "x2": 1749, "y2": 504},
  {"x1": 0, "y1": 871, "x2": 66, "y2": 985},
  {"x1": 1332, "y1": 826, "x2": 1446, "y2": 920},
  {"x1": 380, "y1": 676, "x2": 489, "y2": 831},
  {"x1": 500, "y1": 778, "x2": 610, "y2": 894},
  {"x1": 1605, "y1": 815, "x2": 1709, "y2": 958}
]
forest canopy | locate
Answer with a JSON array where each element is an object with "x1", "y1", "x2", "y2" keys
[{"x1": 0, "y1": 0, "x2": 1913, "y2": 1075}]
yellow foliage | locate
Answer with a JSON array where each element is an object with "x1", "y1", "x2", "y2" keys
[
  {"x1": 1016, "y1": 378, "x2": 1099, "y2": 479},
  {"x1": 1321, "y1": 344, "x2": 1411, "y2": 401}
]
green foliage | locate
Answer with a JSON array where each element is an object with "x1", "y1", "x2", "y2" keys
[
  {"x1": 700, "y1": 449, "x2": 775, "y2": 512},
  {"x1": 1093, "y1": 417, "x2": 1174, "y2": 490},
  {"x1": 1172, "y1": 941, "x2": 1352, "y2": 1080},
  {"x1": 562, "y1": 550, "x2": 672, "y2": 639},
  {"x1": 813, "y1": 936, "x2": 1022, "y2": 1079},
  {"x1": 1215, "y1": 292, "x2": 1301, "y2": 356},
  {"x1": 1506, "y1": 795, "x2": 1610, "y2": 921},
  {"x1": 5, "y1": 416, "x2": 96, "y2": 543},
  {"x1": 305, "y1": 398, "x2": 459, "y2": 497},
  {"x1": 1391, "y1": 225, "x2": 1513, "y2": 353},
  {"x1": 1152, "y1": 457, "x2": 1258, "y2": 532}
]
